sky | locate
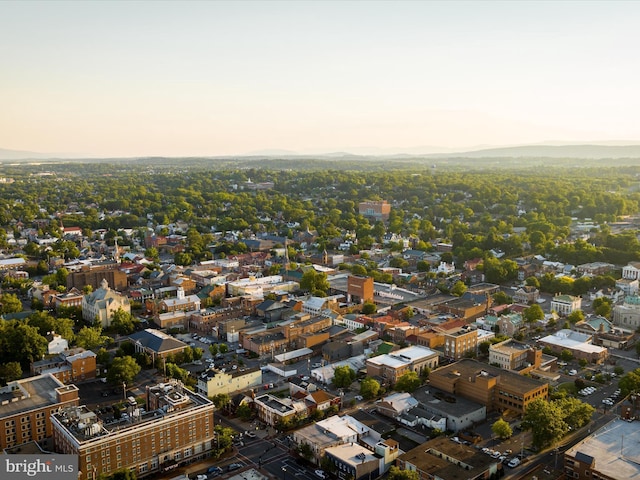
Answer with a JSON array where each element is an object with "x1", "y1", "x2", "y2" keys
[{"x1": 1, "y1": 0, "x2": 640, "y2": 157}]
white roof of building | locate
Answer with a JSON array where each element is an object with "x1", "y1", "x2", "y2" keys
[
  {"x1": 304, "y1": 296, "x2": 327, "y2": 310},
  {"x1": 540, "y1": 329, "x2": 606, "y2": 354},
  {"x1": 316, "y1": 414, "x2": 369, "y2": 438}
]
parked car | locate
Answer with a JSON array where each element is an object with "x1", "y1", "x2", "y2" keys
[
  {"x1": 227, "y1": 463, "x2": 242, "y2": 472},
  {"x1": 315, "y1": 470, "x2": 326, "y2": 479},
  {"x1": 246, "y1": 432, "x2": 257, "y2": 438},
  {"x1": 207, "y1": 466, "x2": 223, "y2": 475},
  {"x1": 507, "y1": 458, "x2": 521, "y2": 468}
]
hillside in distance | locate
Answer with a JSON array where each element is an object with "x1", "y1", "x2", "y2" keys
[{"x1": 429, "y1": 144, "x2": 640, "y2": 159}]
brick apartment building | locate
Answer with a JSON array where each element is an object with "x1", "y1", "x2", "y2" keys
[
  {"x1": 0, "y1": 374, "x2": 79, "y2": 450},
  {"x1": 51, "y1": 380, "x2": 216, "y2": 480}
]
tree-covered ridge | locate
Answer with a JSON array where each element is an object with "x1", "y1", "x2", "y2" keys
[{"x1": 0, "y1": 160, "x2": 640, "y2": 267}]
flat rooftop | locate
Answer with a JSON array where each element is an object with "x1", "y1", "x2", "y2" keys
[
  {"x1": 565, "y1": 419, "x2": 640, "y2": 479},
  {"x1": 0, "y1": 374, "x2": 70, "y2": 417}
]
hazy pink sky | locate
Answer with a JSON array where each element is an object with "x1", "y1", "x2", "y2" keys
[{"x1": 1, "y1": 1, "x2": 639, "y2": 157}]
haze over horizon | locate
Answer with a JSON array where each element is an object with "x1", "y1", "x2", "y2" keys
[{"x1": 2, "y1": 1, "x2": 640, "y2": 158}]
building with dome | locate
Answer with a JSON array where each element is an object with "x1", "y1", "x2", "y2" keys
[{"x1": 81, "y1": 278, "x2": 131, "y2": 328}]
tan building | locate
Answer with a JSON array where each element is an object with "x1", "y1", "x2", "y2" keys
[
  {"x1": 197, "y1": 367, "x2": 262, "y2": 398},
  {"x1": 347, "y1": 275, "x2": 374, "y2": 303},
  {"x1": 358, "y1": 201, "x2": 391, "y2": 221},
  {"x1": 428, "y1": 359, "x2": 548, "y2": 415},
  {"x1": 0, "y1": 374, "x2": 79, "y2": 450},
  {"x1": 489, "y1": 339, "x2": 542, "y2": 373},
  {"x1": 51, "y1": 381, "x2": 216, "y2": 480},
  {"x1": 443, "y1": 327, "x2": 478, "y2": 360},
  {"x1": 366, "y1": 345, "x2": 439, "y2": 386},
  {"x1": 82, "y1": 278, "x2": 131, "y2": 328},
  {"x1": 30, "y1": 348, "x2": 97, "y2": 383},
  {"x1": 397, "y1": 436, "x2": 503, "y2": 480}
]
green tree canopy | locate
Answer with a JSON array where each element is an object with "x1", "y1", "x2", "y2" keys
[
  {"x1": 522, "y1": 398, "x2": 569, "y2": 449},
  {"x1": 332, "y1": 365, "x2": 356, "y2": 389},
  {"x1": 0, "y1": 292, "x2": 23, "y2": 314},
  {"x1": 360, "y1": 377, "x2": 381, "y2": 400},
  {"x1": 106, "y1": 355, "x2": 141, "y2": 386},
  {"x1": 523, "y1": 304, "x2": 545, "y2": 324},
  {"x1": 387, "y1": 466, "x2": 419, "y2": 480},
  {"x1": 110, "y1": 308, "x2": 139, "y2": 335},
  {"x1": 0, "y1": 361, "x2": 22, "y2": 384},
  {"x1": 451, "y1": 281, "x2": 468, "y2": 297},
  {"x1": 491, "y1": 418, "x2": 513, "y2": 440},
  {"x1": 75, "y1": 326, "x2": 111, "y2": 350},
  {"x1": 394, "y1": 371, "x2": 421, "y2": 392},
  {"x1": 299, "y1": 269, "x2": 330, "y2": 296}
]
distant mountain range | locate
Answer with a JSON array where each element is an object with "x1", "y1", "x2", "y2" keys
[{"x1": 4, "y1": 143, "x2": 640, "y2": 160}]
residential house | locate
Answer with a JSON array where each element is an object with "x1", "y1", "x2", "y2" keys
[{"x1": 513, "y1": 285, "x2": 540, "y2": 304}]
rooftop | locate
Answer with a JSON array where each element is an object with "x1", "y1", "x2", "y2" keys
[
  {"x1": 565, "y1": 419, "x2": 640, "y2": 479},
  {"x1": 0, "y1": 374, "x2": 72, "y2": 417}
]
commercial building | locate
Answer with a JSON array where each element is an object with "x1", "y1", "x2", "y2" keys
[
  {"x1": 613, "y1": 295, "x2": 640, "y2": 329},
  {"x1": 428, "y1": 359, "x2": 548, "y2": 415},
  {"x1": 67, "y1": 265, "x2": 127, "y2": 292},
  {"x1": 489, "y1": 339, "x2": 542, "y2": 373},
  {"x1": 538, "y1": 329, "x2": 608, "y2": 364},
  {"x1": 550, "y1": 294, "x2": 582, "y2": 316},
  {"x1": 358, "y1": 201, "x2": 391, "y2": 222},
  {"x1": 443, "y1": 327, "x2": 478, "y2": 360},
  {"x1": 397, "y1": 436, "x2": 502, "y2": 480},
  {"x1": 0, "y1": 374, "x2": 79, "y2": 450},
  {"x1": 127, "y1": 329, "x2": 189, "y2": 362},
  {"x1": 51, "y1": 380, "x2": 216, "y2": 480},
  {"x1": 197, "y1": 366, "x2": 262, "y2": 398},
  {"x1": 365, "y1": 345, "x2": 439, "y2": 386},
  {"x1": 564, "y1": 419, "x2": 640, "y2": 480}
]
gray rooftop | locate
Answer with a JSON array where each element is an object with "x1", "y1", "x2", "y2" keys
[{"x1": 565, "y1": 419, "x2": 640, "y2": 479}]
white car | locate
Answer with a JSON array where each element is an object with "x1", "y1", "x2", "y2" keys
[
  {"x1": 315, "y1": 470, "x2": 326, "y2": 479},
  {"x1": 568, "y1": 370, "x2": 577, "y2": 376},
  {"x1": 507, "y1": 457, "x2": 521, "y2": 468}
]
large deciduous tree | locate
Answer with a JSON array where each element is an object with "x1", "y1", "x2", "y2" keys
[
  {"x1": 106, "y1": 355, "x2": 141, "y2": 386},
  {"x1": 491, "y1": 418, "x2": 513, "y2": 440},
  {"x1": 332, "y1": 365, "x2": 356, "y2": 389},
  {"x1": 395, "y1": 371, "x2": 421, "y2": 392},
  {"x1": 360, "y1": 378, "x2": 381, "y2": 399}
]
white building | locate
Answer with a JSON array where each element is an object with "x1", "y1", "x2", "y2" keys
[
  {"x1": 81, "y1": 279, "x2": 131, "y2": 328},
  {"x1": 550, "y1": 294, "x2": 582, "y2": 316},
  {"x1": 622, "y1": 261, "x2": 640, "y2": 280}
]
